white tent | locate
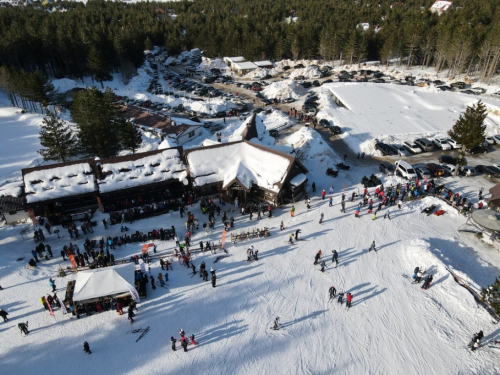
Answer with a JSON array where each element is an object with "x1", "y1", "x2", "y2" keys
[{"x1": 73, "y1": 263, "x2": 136, "y2": 302}]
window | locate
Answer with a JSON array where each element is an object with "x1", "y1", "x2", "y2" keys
[{"x1": 188, "y1": 130, "x2": 195, "y2": 138}]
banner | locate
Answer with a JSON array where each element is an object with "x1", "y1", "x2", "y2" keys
[
  {"x1": 142, "y1": 243, "x2": 154, "y2": 254},
  {"x1": 57, "y1": 295, "x2": 67, "y2": 315},
  {"x1": 68, "y1": 252, "x2": 77, "y2": 270},
  {"x1": 45, "y1": 296, "x2": 55, "y2": 318},
  {"x1": 128, "y1": 285, "x2": 140, "y2": 303},
  {"x1": 221, "y1": 230, "x2": 227, "y2": 249}
]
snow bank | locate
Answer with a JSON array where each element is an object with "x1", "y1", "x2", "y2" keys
[{"x1": 262, "y1": 81, "x2": 306, "y2": 100}]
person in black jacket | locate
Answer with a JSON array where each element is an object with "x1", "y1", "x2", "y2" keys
[
  {"x1": 83, "y1": 341, "x2": 92, "y2": 354},
  {"x1": 170, "y1": 336, "x2": 177, "y2": 351},
  {"x1": 181, "y1": 337, "x2": 188, "y2": 352}
]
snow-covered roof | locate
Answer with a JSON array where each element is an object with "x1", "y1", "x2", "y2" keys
[
  {"x1": 290, "y1": 173, "x2": 307, "y2": 187},
  {"x1": 430, "y1": 0, "x2": 453, "y2": 14},
  {"x1": 186, "y1": 141, "x2": 296, "y2": 193},
  {"x1": 254, "y1": 60, "x2": 273, "y2": 67},
  {"x1": 98, "y1": 149, "x2": 187, "y2": 193},
  {"x1": 225, "y1": 56, "x2": 246, "y2": 63},
  {"x1": 24, "y1": 163, "x2": 96, "y2": 203},
  {"x1": 234, "y1": 61, "x2": 258, "y2": 71}
]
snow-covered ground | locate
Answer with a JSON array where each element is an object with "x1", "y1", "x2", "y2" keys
[{"x1": 1, "y1": 58, "x2": 500, "y2": 374}]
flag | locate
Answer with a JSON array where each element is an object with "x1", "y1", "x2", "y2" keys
[
  {"x1": 68, "y1": 251, "x2": 77, "y2": 270},
  {"x1": 57, "y1": 295, "x2": 67, "y2": 315},
  {"x1": 128, "y1": 285, "x2": 140, "y2": 302}
]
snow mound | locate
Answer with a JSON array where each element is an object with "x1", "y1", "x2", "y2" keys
[
  {"x1": 263, "y1": 81, "x2": 306, "y2": 99},
  {"x1": 288, "y1": 66, "x2": 323, "y2": 80}
]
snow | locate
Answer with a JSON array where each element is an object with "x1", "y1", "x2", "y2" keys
[
  {"x1": 23, "y1": 163, "x2": 96, "y2": 203},
  {"x1": 98, "y1": 149, "x2": 187, "y2": 193},
  {"x1": 3, "y1": 57, "x2": 500, "y2": 375},
  {"x1": 289, "y1": 173, "x2": 307, "y2": 187},
  {"x1": 186, "y1": 141, "x2": 291, "y2": 192},
  {"x1": 262, "y1": 81, "x2": 306, "y2": 100}
]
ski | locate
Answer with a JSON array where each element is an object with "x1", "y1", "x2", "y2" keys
[
  {"x1": 135, "y1": 326, "x2": 150, "y2": 342},
  {"x1": 127, "y1": 328, "x2": 146, "y2": 334}
]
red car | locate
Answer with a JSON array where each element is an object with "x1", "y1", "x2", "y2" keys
[{"x1": 251, "y1": 86, "x2": 263, "y2": 91}]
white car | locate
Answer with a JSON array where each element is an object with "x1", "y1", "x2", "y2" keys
[
  {"x1": 433, "y1": 138, "x2": 452, "y2": 150},
  {"x1": 403, "y1": 141, "x2": 422, "y2": 154},
  {"x1": 445, "y1": 138, "x2": 461, "y2": 149},
  {"x1": 492, "y1": 135, "x2": 500, "y2": 144},
  {"x1": 440, "y1": 163, "x2": 456, "y2": 175},
  {"x1": 485, "y1": 136, "x2": 496, "y2": 145},
  {"x1": 393, "y1": 144, "x2": 410, "y2": 156},
  {"x1": 492, "y1": 92, "x2": 500, "y2": 98}
]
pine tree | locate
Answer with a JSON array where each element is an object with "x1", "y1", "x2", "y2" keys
[
  {"x1": 71, "y1": 87, "x2": 122, "y2": 159},
  {"x1": 448, "y1": 101, "x2": 487, "y2": 175},
  {"x1": 38, "y1": 112, "x2": 78, "y2": 162},
  {"x1": 481, "y1": 277, "x2": 500, "y2": 315},
  {"x1": 119, "y1": 119, "x2": 142, "y2": 153}
]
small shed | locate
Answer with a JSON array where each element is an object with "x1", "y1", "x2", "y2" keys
[
  {"x1": 233, "y1": 61, "x2": 259, "y2": 76},
  {"x1": 254, "y1": 60, "x2": 274, "y2": 69}
]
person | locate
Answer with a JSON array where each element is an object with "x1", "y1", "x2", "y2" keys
[
  {"x1": 314, "y1": 251, "x2": 321, "y2": 265},
  {"x1": 320, "y1": 260, "x2": 326, "y2": 272},
  {"x1": 329, "y1": 197, "x2": 333, "y2": 207},
  {"x1": 343, "y1": 153, "x2": 347, "y2": 161},
  {"x1": 190, "y1": 333, "x2": 196, "y2": 345},
  {"x1": 181, "y1": 337, "x2": 188, "y2": 352},
  {"x1": 289, "y1": 233, "x2": 294, "y2": 244},
  {"x1": 421, "y1": 275, "x2": 433, "y2": 290},
  {"x1": 354, "y1": 210, "x2": 360, "y2": 218},
  {"x1": 158, "y1": 273, "x2": 165, "y2": 286},
  {"x1": 328, "y1": 286, "x2": 336, "y2": 300},
  {"x1": 211, "y1": 274, "x2": 217, "y2": 288},
  {"x1": 331, "y1": 250, "x2": 338, "y2": 266},
  {"x1": 369, "y1": 241, "x2": 376, "y2": 252},
  {"x1": 337, "y1": 290, "x2": 344, "y2": 304},
  {"x1": 346, "y1": 293, "x2": 353, "y2": 309},
  {"x1": 361, "y1": 152, "x2": 365, "y2": 159},
  {"x1": 49, "y1": 278, "x2": 56, "y2": 292},
  {"x1": 102, "y1": 219, "x2": 108, "y2": 230},
  {"x1": 273, "y1": 317, "x2": 280, "y2": 330},
  {"x1": 479, "y1": 187, "x2": 484, "y2": 200},
  {"x1": 319, "y1": 212, "x2": 324, "y2": 224},
  {"x1": 18, "y1": 321, "x2": 29, "y2": 335},
  {"x1": 180, "y1": 328, "x2": 185, "y2": 338},
  {"x1": 295, "y1": 229, "x2": 301, "y2": 241},
  {"x1": 312, "y1": 182, "x2": 316, "y2": 193},
  {"x1": 83, "y1": 341, "x2": 92, "y2": 354},
  {"x1": 45, "y1": 244, "x2": 53, "y2": 258},
  {"x1": 0, "y1": 308, "x2": 9, "y2": 322},
  {"x1": 290, "y1": 205, "x2": 295, "y2": 217},
  {"x1": 341, "y1": 201, "x2": 346, "y2": 213},
  {"x1": 128, "y1": 307, "x2": 135, "y2": 323},
  {"x1": 468, "y1": 331, "x2": 484, "y2": 349},
  {"x1": 31, "y1": 250, "x2": 39, "y2": 263},
  {"x1": 322, "y1": 190, "x2": 326, "y2": 200},
  {"x1": 253, "y1": 250, "x2": 259, "y2": 260},
  {"x1": 150, "y1": 276, "x2": 156, "y2": 290},
  {"x1": 306, "y1": 199, "x2": 311, "y2": 209},
  {"x1": 203, "y1": 269, "x2": 209, "y2": 281},
  {"x1": 384, "y1": 211, "x2": 391, "y2": 219},
  {"x1": 280, "y1": 221, "x2": 285, "y2": 231},
  {"x1": 171, "y1": 336, "x2": 177, "y2": 351}
]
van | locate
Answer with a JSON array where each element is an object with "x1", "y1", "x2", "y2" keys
[
  {"x1": 395, "y1": 160, "x2": 417, "y2": 180},
  {"x1": 414, "y1": 137, "x2": 434, "y2": 152}
]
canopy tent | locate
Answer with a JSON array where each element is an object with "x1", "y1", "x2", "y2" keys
[{"x1": 73, "y1": 263, "x2": 136, "y2": 302}]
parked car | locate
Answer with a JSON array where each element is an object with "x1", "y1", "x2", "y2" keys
[
  {"x1": 393, "y1": 144, "x2": 410, "y2": 156},
  {"x1": 425, "y1": 163, "x2": 446, "y2": 177},
  {"x1": 433, "y1": 138, "x2": 452, "y2": 150},
  {"x1": 319, "y1": 119, "x2": 330, "y2": 127},
  {"x1": 466, "y1": 145, "x2": 488, "y2": 154},
  {"x1": 471, "y1": 87, "x2": 486, "y2": 94},
  {"x1": 321, "y1": 79, "x2": 333, "y2": 85},
  {"x1": 379, "y1": 161, "x2": 395, "y2": 175},
  {"x1": 208, "y1": 123, "x2": 224, "y2": 132},
  {"x1": 329, "y1": 126, "x2": 342, "y2": 135},
  {"x1": 283, "y1": 97, "x2": 295, "y2": 103},
  {"x1": 492, "y1": 135, "x2": 500, "y2": 144},
  {"x1": 403, "y1": 141, "x2": 422, "y2": 154},
  {"x1": 395, "y1": 160, "x2": 417, "y2": 180},
  {"x1": 459, "y1": 165, "x2": 477, "y2": 177},
  {"x1": 476, "y1": 165, "x2": 500, "y2": 177},
  {"x1": 414, "y1": 138, "x2": 434, "y2": 152},
  {"x1": 440, "y1": 163, "x2": 456, "y2": 175},
  {"x1": 375, "y1": 142, "x2": 398, "y2": 156},
  {"x1": 414, "y1": 166, "x2": 431, "y2": 180},
  {"x1": 485, "y1": 136, "x2": 496, "y2": 145},
  {"x1": 445, "y1": 138, "x2": 461, "y2": 149},
  {"x1": 438, "y1": 154, "x2": 458, "y2": 165},
  {"x1": 451, "y1": 81, "x2": 466, "y2": 89},
  {"x1": 293, "y1": 75, "x2": 305, "y2": 81},
  {"x1": 491, "y1": 92, "x2": 500, "y2": 98}
]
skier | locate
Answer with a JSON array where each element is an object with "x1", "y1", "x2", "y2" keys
[
  {"x1": 289, "y1": 233, "x2": 294, "y2": 244},
  {"x1": 479, "y1": 187, "x2": 484, "y2": 200},
  {"x1": 210, "y1": 267, "x2": 216, "y2": 277},
  {"x1": 181, "y1": 337, "x2": 188, "y2": 352},
  {"x1": 331, "y1": 250, "x2": 338, "y2": 266},
  {"x1": 295, "y1": 229, "x2": 301, "y2": 241},
  {"x1": 320, "y1": 260, "x2": 326, "y2": 272},
  {"x1": 0, "y1": 308, "x2": 9, "y2": 322},
  {"x1": 306, "y1": 199, "x2": 311, "y2": 209},
  {"x1": 328, "y1": 286, "x2": 336, "y2": 300},
  {"x1": 314, "y1": 251, "x2": 321, "y2": 265},
  {"x1": 372, "y1": 211, "x2": 377, "y2": 220},
  {"x1": 180, "y1": 328, "x2": 185, "y2": 338},
  {"x1": 351, "y1": 192, "x2": 356, "y2": 202},
  {"x1": 211, "y1": 274, "x2": 216, "y2": 288},
  {"x1": 368, "y1": 241, "x2": 376, "y2": 252},
  {"x1": 329, "y1": 185, "x2": 334, "y2": 194},
  {"x1": 329, "y1": 197, "x2": 333, "y2": 207},
  {"x1": 337, "y1": 290, "x2": 344, "y2": 304},
  {"x1": 150, "y1": 276, "x2": 156, "y2": 290},
  {"x1": 128, "y1": 306, "x2": 135, "y2": 323},
  {"x1": 354, "y1": 210, "x2": 360, "y2": 218},
  {"x1": 81, "y1": 341, "x2": 92, "y2": 354},
  {"x1": 421, "y1": 275, "x2": 433, "y2": 290},
  {"x1": 346, "y1": 293, "x2": 353, "y2": 309},
  {"x1": 102, "y1": 219, "x2": 108, "y2": 230},
  {"x1": 31, "y1": 250, "x2": 39, "y2": 263},
  {"x1": 341, "y1": 201, "x2": 346, "y2": 213},
  {"x1": 49, "y1": 278, "x2": 56, "y2": 292},
  {"x1": 280, "y1": 221, "x2": 285, "y2": 231},
  {"x1": 312, "y1": 182, "x2": 316, "y2": 193},
  {"x1": 290, "y1": 205, "x2": 295, "y2": 217},
  {"x1": 18, "y1": 321, "x2": 29, "y2": 335},
  {"x1": 171, "y1": 336, "x2": 177, "y2": 351},
  {"x1": 273, "y1": 317, "x2": 280, "y2": 330},
  {"x1": 158, "y1": 273, "x2": 165, "y2": 287},
  {"x1": 468, "y1": 331, "x2": 484, "y2": 349},
  {"x1": 60, "y1": 249, "x2": 66, "y2": 261},
  {"x1": 190, "y1": 333, "x2": 196, "y2": 345},
  {"x1": 253, "y1": 250, "x2": 259, "y2": 260},
  {"x1": 322, "y1": 190, "x2": 326, "y2": 200},
  {"x1": 319, "y1": 212, "x2": 324, "y2": 224},
  {"x1": 203, "y1": 269, "x2": 209, "y2": 281}
]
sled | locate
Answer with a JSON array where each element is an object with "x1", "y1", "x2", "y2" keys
[
  {"x1": 421, "y1": 205, "x2": 436, "y2": 215},
  {"x1": 326, "y1": 168, "x2": 339, "y2": 177},
  {"x1": 335, "y1": 162, "x2": 350, "y2": 170},
  {"x1": 433, "y1": 210, "x2": 446, "y2": 216}
]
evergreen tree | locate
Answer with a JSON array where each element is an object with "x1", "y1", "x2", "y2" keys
[
  {"x1": 119, "y1": 119, "x2": 142, "y2": 153},
  {"x1": 38, "y1": 112, "x2": 78, "y2": 162},
  {"x1": 448, "y1": 100, "x2": 487, "y2": 175},
  {"x1": 481, "y1": 277, "x2": 500, "y2": 315},
  {"x1": 71, "y1": 87, "x2": 122, "y2": 159}
]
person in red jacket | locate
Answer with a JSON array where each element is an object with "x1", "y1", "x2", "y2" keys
[
  {"x1": 322, "y1": 190, "x2": 326, "y2": 200},
  {"x1": 346, "y1": 293, "x2": 353, "y2": 309}
]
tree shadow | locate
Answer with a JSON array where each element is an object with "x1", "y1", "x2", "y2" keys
[
  {"x1": 352, "y1": 287, "x2": 387, "y2": 306},
  {"x1": 224, "y1": 271, "x2": 263, "y2": 286},
  {"x1": 195, "y1": 319, "x2": 248, "y2": 347},
  {"x1": 280, "y1": 309, "x2": 328, "y2": 328}
]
